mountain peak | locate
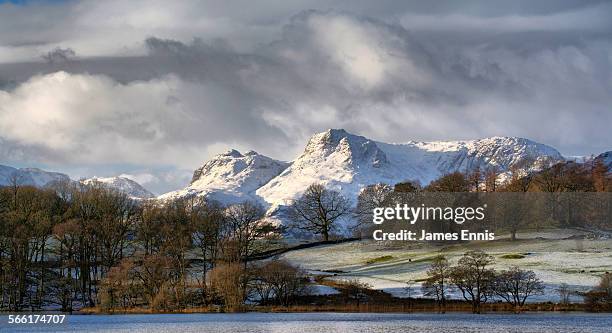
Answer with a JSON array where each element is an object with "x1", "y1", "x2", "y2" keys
[
  {"x1": 160, "y1": 149, "x2": 289, "y2": 203},
  {"x1": 306, "y1": 129, "x2": 349, "y2": 151},
  {"x1": 222, "y1": 149, "x2": 244, "y2": 158},
  {"x1": 303, "y1": 128, "x2": 388, "y2": 167},
  {"x1": 80, "y1": 176, "x2": 154, "y2": 199}
]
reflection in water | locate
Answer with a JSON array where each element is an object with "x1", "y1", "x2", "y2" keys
[{"x1": 1, "y1": 312, "x2": 611, "y2": 333}]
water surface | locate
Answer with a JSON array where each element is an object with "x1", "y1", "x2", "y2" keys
[{"x1": 1, "y1": 312, "x2": 611, "y2": 333}]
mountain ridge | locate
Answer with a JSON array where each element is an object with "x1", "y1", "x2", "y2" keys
[
  {"x1": 0, "y1": 165, "x2": 154, "y2": 199},
  {"x1": 0, "y1": 165, "x2": 70, "y2": 188},
  {"x1": 80, "y1": 176, "x2": 155, "y2": 199},
  {"x1": 159, "y1": 129, "x2": 569, "y2": 217}
]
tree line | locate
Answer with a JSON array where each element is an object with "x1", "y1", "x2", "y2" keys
[
  {"x1": 0, "y1": 179, "x2": 309, "y2": 312},
  {"x1": 420, "y1": 251, "x2": 545, "y2": 314},
  {"x1": 292, "y1": 159, "x2": 610, "y2": 241},
  {"x1": 421, "y1": 250, "x2": 612, "y2": 313}
]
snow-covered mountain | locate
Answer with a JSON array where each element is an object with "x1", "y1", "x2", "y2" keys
[
  {"x1": 80, "y1": 176, "x2": 155, "y2": 199},
  {"x1": 256, "y1": 129, "x2": 564, "y2": 212},
  {"x1": 160, "y1": 129, "x2": 566, "y2": 216},
  {"x1": 0, "y1": 165, "x2": 70, "y2": 187},
  {"x1": 158, "y1": 150, "x2": 289, "y2": 203},
  {"x1": 0, "y1": 164, "x2": 154, "y2": 199}
]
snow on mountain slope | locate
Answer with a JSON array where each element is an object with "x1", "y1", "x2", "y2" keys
[
  {"x1": 81, "y1": 176, "x2": 155, "y2": 199},
  {"x1": 157, "y1": 128, "x2": 566, "y2": 227},
  {"x1": 596, "y1": 151, "x2": 612, "y2": 169},
  {"x1": 0, "y1": 163, "x2": 154, "y2": 199},
  {"x1": 256, "y1": 129, "x2": 565, "y2": 213},
  {"x1": 0, "y1": 165, "x2": 70, "y2": 187},
  {"x1": 158, "y1": 150, "x2": 289, "y2": 204},
  {"x1": 19, "y1": 168, "x2": 71, "y2": 187},
  {"x1": 0, "y1": 165, "x2": 18, "y2": 185}
]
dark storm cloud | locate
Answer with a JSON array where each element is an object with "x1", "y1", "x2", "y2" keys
[
  {"x1": 41, "y1": 47, "x2": 76, "y2": 64},
  {"x1": 0, "y1": 0, "x2": 610, "y2": 193}
]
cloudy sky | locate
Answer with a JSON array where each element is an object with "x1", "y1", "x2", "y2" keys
[{"x1": 0, "y1": 0, "x2": 611, "y2": 193}]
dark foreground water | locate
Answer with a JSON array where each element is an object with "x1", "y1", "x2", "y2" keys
[{"x1": 1, "y1": 312, "x2": 612, "y2": 333}]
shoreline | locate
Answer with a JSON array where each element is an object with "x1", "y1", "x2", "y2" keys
[{"x1": 70, "y1": 302, "x2": 605, "y2": 315}]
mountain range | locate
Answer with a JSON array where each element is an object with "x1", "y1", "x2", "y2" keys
[
  {"x1": 1, "y1": 129, "x2": 609, "y2": 211},
  {"x1": 0, "y1": 165, "x2": 70, "y2": 188},
  {"x1": 169, "y1": 129, "x2": 571, "y2": 217},
  {"x1": 0, "y1": 166, "x2": 154, "y2": 199}
]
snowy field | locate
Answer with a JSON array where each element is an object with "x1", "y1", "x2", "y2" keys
[{"x1": 279, "y1": 229, "x2": 612, "y2": 303}]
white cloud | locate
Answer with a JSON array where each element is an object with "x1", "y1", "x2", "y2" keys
[
  {"x1": 0, "y1": 72, "x2": 183, "y2": 163},
  {"x1": 0, "y1": 71, "x2": 274, "y2": 169}
]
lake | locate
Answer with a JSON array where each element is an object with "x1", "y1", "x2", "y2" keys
[{"x1": 1, "y1": 312, "x2": 611, "y2": 333}]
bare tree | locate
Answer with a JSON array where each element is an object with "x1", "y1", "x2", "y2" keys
[
  {"x1": 451, "y1": 250, "x2": 496, "y2": 314},
  {"x1": 498, "y1": 169, "x2": 534, "y2": 240},
  {"x1": 404, "y1": 280, "x2": 415, "y2": 312},
  {"x1": 354, "y1": 183, "x2": 392, "y2": 237},
  {"x1": 93, "y1": 187, "x2": 138, "y2": 274},
  {"x1": 591, "y1": 158, "x2": 610, "y2": 192},
  {"x1": 131, "y1": 254, "x2": 176, "y2": 310},
  {"x1": 251, "y1": 260, "x2": 309, "y2": 306},
  {"x1": 422, "y1": 255, "x2": 452, "y2": 313},
  {"x1": 496, "y1": 192, "x2": 531, "y2": 241},
  {"x1": 224, "y1": 201, "x2": 279, "y2": 263},
  {"x1": 210, "y1": 262, "x2": 249, "y2": 312},
  {"x1": 493, "y1": 267, "x2": 544, "y2": 312},
  {"x1": 289, "y1": 183, "x2": 350, "y2": 241},
  {"x1": 503, "y1": 168, "x2": 533, "y2": 192},
  {"x1": 339, "y1": 279, "x2": 371, "y2": 305},
  {"x1": 533, "y1": 163, "x2": 567, "y2": 192},
  {"x1": 557, "y1": 283, "x2": 572, "y2": 305},
  {"x1": 190, "y1": 197, "x2": 225, "y2": 300},
  {"x1": 484, "y1": 167, "x2": 499, "y2": 192},
  {"x1": 467, "y1": 166, "x2": 482, "y2": 192},
  {"x1": 425, "y1": 172, "x2": 468, "y2": 192}
]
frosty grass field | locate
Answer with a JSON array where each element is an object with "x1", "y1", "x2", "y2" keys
[{"x1": 280, "y1": 229, "x2": 612, "y2": 302}]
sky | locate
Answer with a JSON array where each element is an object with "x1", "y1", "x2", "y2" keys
[{"x1": 0, "y1": 0, "x2": 611, "y2": 194}]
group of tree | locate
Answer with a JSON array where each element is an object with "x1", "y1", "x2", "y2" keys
[
  {"x1": 425, "y1": 158, "x2": 610, "y2": 194},
  {"x1": 211, "y1": 259, "x2": 309, "y2": 312},
  {"x1": 349, "y1": 160, "x2": 611, "y2": 240},
  {"x1": 421, "y1": 250, "x2": 544, "y2": 313},
  {"x1": 0, "y1": 179, "x2": 308, "y2": 312}
]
